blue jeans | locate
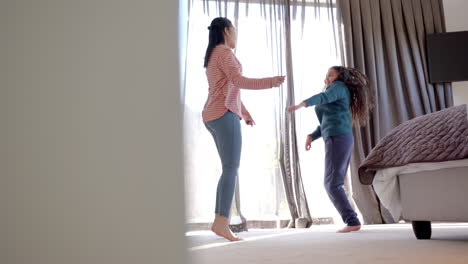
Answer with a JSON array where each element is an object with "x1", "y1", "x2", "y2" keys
[
  {"x1": 205, "y1": 111, "x2": 242, "y2": 218},
  {"x1": 324, "y1": 134, "x2": 361, "y2": 226}
]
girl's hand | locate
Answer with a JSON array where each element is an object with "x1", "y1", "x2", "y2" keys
[
  {"x1": 288, "y1": 105, "x2": 300, "y2": 113},
  {"x1": 288, "y1": 101, "x2": 306, "y2": 113},
  {"x1": 305, "y1": 135, "x2": 313, "y2": 151}
]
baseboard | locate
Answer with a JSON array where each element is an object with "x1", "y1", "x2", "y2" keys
[{"x1": 186, "y1": 217, "x2": 334, "y2": 232}]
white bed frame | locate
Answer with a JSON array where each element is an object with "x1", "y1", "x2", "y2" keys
[{"x1": 398, "y1": 166, "x2": 468, "y2": 239}]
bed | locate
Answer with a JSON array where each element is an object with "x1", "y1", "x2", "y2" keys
[
  {"x1": 358, "y1": 104, "x2": 468, "y2": 240},
  {"x1": 373, "y1": 159, "x2": 468, "y2": 239}
]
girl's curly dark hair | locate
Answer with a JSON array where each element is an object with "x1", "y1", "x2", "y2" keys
[{"x1": 330, "y1": 66, "x2": 375, "y2": 127}]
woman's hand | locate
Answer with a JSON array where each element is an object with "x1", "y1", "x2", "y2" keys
[
  {"x1": 272, "y1": 76, "x2": 286, "y2": 87},
  {"x1": 287, "y1": 101, "x2": 306, "y2": 113},
  {"x1": 305, "y1": 135, "x2": 313, "y2": 151},
  {"x1": 244, "y1": 115, "x2": 256, "y2": 127}
]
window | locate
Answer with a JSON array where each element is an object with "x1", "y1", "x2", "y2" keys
[{"x1": 184, "y1": 0, "x2": 348, "y2": 225}]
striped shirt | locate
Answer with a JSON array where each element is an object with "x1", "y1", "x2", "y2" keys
[{"x1": 202, "y1": 45, "x2": 273, "y2": 123}]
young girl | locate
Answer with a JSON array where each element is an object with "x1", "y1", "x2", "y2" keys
[
  {"x1": 203, "y1": 17, "x2": 285, "y2": 241},
  {"x1": 288, "y1": 66, "x2": 373, "y2": 233}
]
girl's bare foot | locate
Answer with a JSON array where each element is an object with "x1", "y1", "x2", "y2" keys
[
  {"x1": 337, "y1": 225, "x2": 361, "y2": 233},
  {"x1": 211, "y1": 215, "x2": 242, "y2": 242}
]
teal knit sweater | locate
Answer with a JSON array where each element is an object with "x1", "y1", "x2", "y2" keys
[{"x1": 304, "y1": 81, "x2": 352, "y2": 141}]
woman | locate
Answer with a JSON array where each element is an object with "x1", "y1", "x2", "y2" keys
[
  {"x1": 288, "y1": 66, "x2": 373, "y2": 233},
  {"x1": 202, "y1": 17, "x2": 285, "y2": 241}
]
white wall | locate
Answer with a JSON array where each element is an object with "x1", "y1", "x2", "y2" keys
[
  {"x1": 1, "y1": 1, "x2": 187, "y2": 264},
  {"x1": 443, "y1": 0, "x2": 468, "y2": 106}
]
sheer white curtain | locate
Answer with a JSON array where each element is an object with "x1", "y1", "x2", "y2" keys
[
  {"x1": 235, "y1": 8, "x2": 288, "y2": 221},
  {"x1": 183, "y1": 0, "x2": 357, "y2": 225},
  {"x1": 184, "y1": 0, "x2": 289, "y2": 224},
  {"x1": 290, "y1": 4, "x2": 344, "y2": 222}
]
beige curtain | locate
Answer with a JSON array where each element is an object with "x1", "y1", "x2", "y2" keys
[{"x1": 337, "y1": 0, "x2": 453, "y2": 224}]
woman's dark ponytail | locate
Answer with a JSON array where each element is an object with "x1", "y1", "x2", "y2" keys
[{"x1": 204, "y1": 17, "x2": 233, "y2": 68}]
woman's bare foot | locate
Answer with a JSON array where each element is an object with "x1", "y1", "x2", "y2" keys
[
  {"x1": 211, "y1": 215, "x2": 242, "y2": 242},
  {"x1": 337, "y1": 225, "x2": 361, "y2": 233}
]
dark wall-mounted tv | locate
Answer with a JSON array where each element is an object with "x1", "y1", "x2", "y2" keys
[{"x1": 426, "y1": 30, "x2": 468, "y2": 83}]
